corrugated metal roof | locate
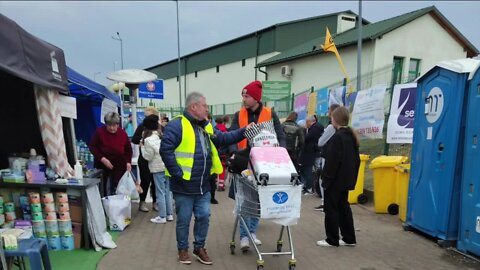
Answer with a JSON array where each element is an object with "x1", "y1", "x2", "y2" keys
[{"x1": 258, "y1": 6, "x2": 479, "y2": 67}]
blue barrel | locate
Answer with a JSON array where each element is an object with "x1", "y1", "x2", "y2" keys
[
  {"x1": 457, "y1": 60, "x2": 480, "y2": 255},
  {"x1": 406, "y1": 59, "x2": 477, "y2": 241}
]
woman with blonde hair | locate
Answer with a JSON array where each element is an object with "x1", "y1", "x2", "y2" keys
[
  {"x1": 132, "y1": 106, "x2": 159, "y2": 212},
  {"x1": 316, "y1": 106, "x2": 360, "y2": 247}
]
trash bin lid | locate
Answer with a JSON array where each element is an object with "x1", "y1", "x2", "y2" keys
[
  {"x1": 394, "y1": 164, "x2": 410, "y2": 173},
  {"x1": 359, "y1": 154, "x2": 370, "y2": 161},
  {"x1": 369, "y1": 156, "x2": 408, "y2": 169}
]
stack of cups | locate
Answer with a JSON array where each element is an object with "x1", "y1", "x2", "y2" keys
[
  {"x1": 56, "y1": 192, "x2": 74, "y2": 250},
  {"x1": 42, "y1": 191, "x2": 61, "y2": 251},
  {"x1": 29, "y1": 192, "x2": 46, "y2": 240}
]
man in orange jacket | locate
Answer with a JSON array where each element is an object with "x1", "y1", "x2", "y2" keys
[{"x1": 229, "y1": 80, "x2": 286, "y2": 251}]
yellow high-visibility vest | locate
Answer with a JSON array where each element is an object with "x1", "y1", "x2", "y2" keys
[{"x1": 165, "y1": 115, "x2": 223, "y2": 180}]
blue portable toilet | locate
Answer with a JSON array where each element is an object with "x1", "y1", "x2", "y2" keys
[
  {"x1": 457, "y1": 60, "x2": 480, "y2": 255},
  {"x1": 406, "y1": 59, "x2": 480, "y2": 243}
]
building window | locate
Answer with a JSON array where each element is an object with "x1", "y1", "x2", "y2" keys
[
  {"x1": 408, "y1": 58, "x2": 421, "y2": 82},
  {"x1": 242, "y1": 59, "x2": 246, "y2": 67},
  {"x1": 391, "y1": 56, "x2": 404, "y2": 87},
  {"x1": 176, "y1": 76, "x2": 179, "y2": 82},
  {"x1": 216, "y1": 66, "x2": 220, "y2": 73},
  {"x1": 195, "y1": 71, "x2": 198, "y2": 78}
]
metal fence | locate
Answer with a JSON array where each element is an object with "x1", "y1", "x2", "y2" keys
[{"x1": 135, "y1": 64, "x2": 418, "y2": 158}]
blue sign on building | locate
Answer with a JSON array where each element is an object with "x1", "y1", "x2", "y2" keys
[{"x1": 139, "y1": 80, "x2": 164, "y2": 99}]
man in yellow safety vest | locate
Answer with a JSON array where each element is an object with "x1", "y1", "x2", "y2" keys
[{"x1": 160, "y1": 92, "x2": 250, "y2": 265}]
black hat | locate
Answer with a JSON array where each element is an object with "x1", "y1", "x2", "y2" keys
[{"x1": 143, "y1": 115, "x2": 159, "y2": 130}]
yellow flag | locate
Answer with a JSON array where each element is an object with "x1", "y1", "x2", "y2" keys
[{"x1": 321, "y1": 27, "x2": 338, "y2": 54}]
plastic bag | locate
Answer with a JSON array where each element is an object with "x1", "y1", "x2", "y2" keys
[
  {"x1": 102, "y1": 194, "x2": 131, "y2": 231},
  {"x1": 116, "y1": 171, "x2": 139, "y2": 200}
]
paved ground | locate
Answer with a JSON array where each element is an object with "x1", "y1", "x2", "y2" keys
[{"x1": 98, "y1": 187, "x2": 480, "y2": 270}]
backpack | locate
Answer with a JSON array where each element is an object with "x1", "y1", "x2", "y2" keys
[{"x1": 282, "y1": 122, "x2": 300, "y2": 152}]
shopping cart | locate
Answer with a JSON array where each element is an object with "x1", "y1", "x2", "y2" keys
[{"x1": 229, "y1": 173, "x2": 300, "y2": 270}]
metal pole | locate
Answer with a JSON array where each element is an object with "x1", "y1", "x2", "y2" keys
[
  {"x1": 118, "y1": 32, "x2": 124, "y2": 69},
  {"x1": 356, "y1": 0, "x2": 363, "y2": 93},
  {"x1": 176, "y1": 0, "x2": 183, "y2": 109}
]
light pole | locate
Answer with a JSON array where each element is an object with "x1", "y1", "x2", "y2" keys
[
  {"x1": 112, "y1": 32, "x2": 124, "y2": 69},
  {"x1": 93, "y1": 71, "x2": 101, "y2": 82},
  {"x1": 176, "y1": 0, "x2": 182, "y2": 110}
]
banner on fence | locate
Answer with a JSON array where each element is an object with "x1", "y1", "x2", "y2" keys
[
  {"x1": 329, "y1": 86, "x2": 345, "y2": 107},
  {"x1": 139, "y1": 80, "x2": 164, "y2": 100},
  {"x1": 294, "y1": 91, "x2": 309, "y2": 122},
  {"x1": 308, "y1": 91, "x2": 317, "y2": 116},
  {"x1": 351, "y1": 85, "x2": 387, "y2": 139},
  {"x1": 387, "y1": 83, "x2": 417, "y2": 144},
  {"x1": 316, "y1": 87, "x2": 329, "y2": 116}
]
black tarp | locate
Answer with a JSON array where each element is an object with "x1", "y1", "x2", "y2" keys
[{"x1": 0, "y1": 13, "x2": 68, "y2": 93}]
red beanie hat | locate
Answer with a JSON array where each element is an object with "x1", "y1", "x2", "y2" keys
[{"x1": 242, "y1": 80, "x2": 262, "y2": 102}]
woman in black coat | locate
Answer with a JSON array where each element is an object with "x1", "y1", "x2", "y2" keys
[{"x1": 316, "y1": 106, "x2": 360, "y2": 247}]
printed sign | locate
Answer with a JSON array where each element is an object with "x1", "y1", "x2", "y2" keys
[
  {"x1": 329, "y1": 86, "x2": 345, "y2": 107},
  {"x1": 316, "y1": 87, "x2": 329, "y2": 116},
  {"x1": 387, "y1": 83, "x2": 417, "y2": 144},
  {"x1": 57, "y1": 95, "x2": 77, "y2": 119},
  {"x1": 307, "y1": 91, "x2": 317, "y2": 116},
  {"x1": 262, "y1": 81, "x2": 291, "y2": 101},
  {"x1": 294, "y1": 91, "x2": 309, "y2": 122},
  {"x1": 139, "y1": 80, "x2": 164, "y2": 100},
  {"x1": 351, "y1": 85, "x2": 387, "y2": 139},
  {"x1": 425, "y1": 87, "x2": 444, "y2": 124},
  {"x1": 258, "y1": 185, "x2": 302, "y2": 221}
]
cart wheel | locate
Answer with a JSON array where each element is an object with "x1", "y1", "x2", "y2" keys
[
  {"x1": 357, "y1": 194, "x2": 368, "y2": 204},
  {"x1": 288, "y1": 259, "x2": 297, "y2": 270},
  {"x1": 387, "y1": 204, "x2": 399, "y2": 215},
  {"x1": 276, "y1": 243, "x2": 283, "y2": 252},
  {"x1": 230, "y1": 243, "x2": 235, "y2": 254},
  {"x1": 256, "y1": 259, "x2": 265, "y2": 269}
]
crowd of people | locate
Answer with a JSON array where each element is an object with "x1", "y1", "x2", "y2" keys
[{"x1": 87, "y1": 80, "x2": 361, "y2": 265}]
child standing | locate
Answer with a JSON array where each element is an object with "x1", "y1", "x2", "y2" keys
[{"x1": 141, "y1": 114, "x2": 174, "y2": 224}]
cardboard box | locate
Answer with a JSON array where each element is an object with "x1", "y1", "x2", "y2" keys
[
  {"x1": 68, "y1": 195, "x2": 83, "y2": 223},
  {"x1": 72, "y1": 222, "x2": 82, "y2": 249}
]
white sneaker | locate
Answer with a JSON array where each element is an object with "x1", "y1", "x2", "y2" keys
[
  {"x1": 339, "y1": 239, "x2": 356, "y2": 246},
  {"x1": 251, "y1": 234, "x2": 262, "y2": 245},
  {"x1": 316, "y1": 240, "x2": 337, "y2": 247},
  {"x1": 150, "y1": 216, "x2": 167, "y2": 224},
  {"x1": 240, "y1": 237, "x2": 249, "y2": 251},
  {"x1": 167, "y1": 215, "x2": 174, "y2": 221}
]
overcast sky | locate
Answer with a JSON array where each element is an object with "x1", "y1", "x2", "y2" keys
[{"x1": 1, "y1": 1, "x2": 479, "y2": 86}]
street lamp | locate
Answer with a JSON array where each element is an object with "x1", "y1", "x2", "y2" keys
[
  {"x1": 111, "y1": 32, "x2": 124, "y2": 69},
  {"x1": 93, "y1": 71, "x2": 101, "y2": 82}
]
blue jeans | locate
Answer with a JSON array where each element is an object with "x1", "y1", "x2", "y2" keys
[
  {"x1": 173, "y1": 192, "x2": 211, "y2": 250},
  {"x1": 239, "y1": 216, "x2": 259, "y2": 239},
  {"x1": 300, "y1": 165, "x2": 314, "y2": 191},
  {"x1": 153, "y1": 172, "x2": 173, "y2": 218}
]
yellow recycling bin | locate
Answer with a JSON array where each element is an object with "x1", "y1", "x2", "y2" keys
[
  {"x1": 395, "y1": 164, "x2": 411, "y2": 222},
  {"x1": 348, "y1": 154, "x2": 370, "y2": 204},
  {"x1": 369, "y1": 156, "x2": 408, "y2": 215}
]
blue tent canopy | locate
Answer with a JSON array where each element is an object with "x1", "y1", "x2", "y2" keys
[
  {"x1": 67, "y1": 67, "x2": 121, "y2": 106},
  {"x1": 67, "y1": 66, "x2": 121, "y2": 144}
]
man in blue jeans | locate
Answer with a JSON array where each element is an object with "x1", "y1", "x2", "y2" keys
[{"x1": 161, "y1": 92, "x2": 248, "y2": 265}]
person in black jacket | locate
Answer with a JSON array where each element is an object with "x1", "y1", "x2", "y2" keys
[
  {"x1": 131, "y1": 107, "x2": 158, "y2": 212},
  {"x1": 316, "y1": 106, "x2": 360, "y2": 247},
  {"x1": 298, "y1": 115, "x2": 324, "y2": 194}
]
